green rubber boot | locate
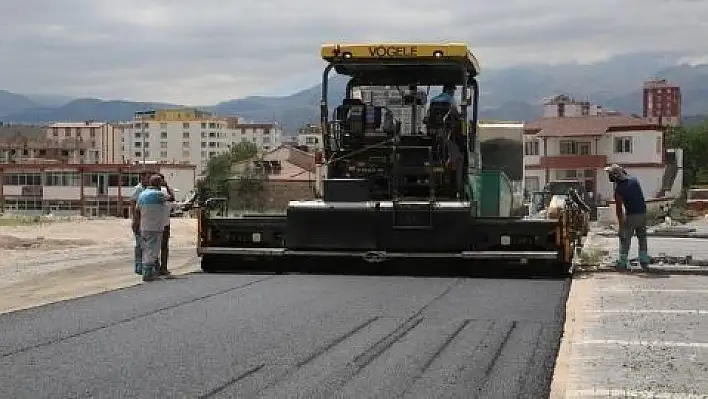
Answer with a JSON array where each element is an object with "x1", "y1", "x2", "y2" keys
[
  {"x1": 615, "y1": 254, "x2": 629, "y2": 270},
  {"x1": 142, "y1": 264, "x2": 156, "y2": 282},
  {"x1": 638, "y1": 252, "x2": 651, "y2": 270}
]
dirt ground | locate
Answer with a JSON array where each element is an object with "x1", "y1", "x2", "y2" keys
[
  {"x1": 0, "y1": 216, "x2": 199, "y2": 313},
  {"x1": 0, "y1": 217, "x2": 197, "y2": 287}
]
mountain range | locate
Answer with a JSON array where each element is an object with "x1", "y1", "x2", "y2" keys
[{"x1": 2, "y1": 51, "x2": 708, "y2": 135}]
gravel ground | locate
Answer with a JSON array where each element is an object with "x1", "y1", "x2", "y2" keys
[{"x1": 0, "y1": 273, "x2": 570, "y2": 398}]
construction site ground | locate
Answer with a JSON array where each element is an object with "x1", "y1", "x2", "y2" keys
[
  {"x1": 0, "y1": 216, "x2": 199, "y2": 314},
  {"x1": 552, "y1": 219, "x2": 708, "y2": 398},
  {"x1": 0, "y1": 216, "x2": 706, "y2": 397}
]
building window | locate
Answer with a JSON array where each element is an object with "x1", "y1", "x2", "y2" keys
[
  {"x1": 160, "y1": 132, "x2": 167, "y2": 139},
  {"x1": 3, "y1": 173, "x2": 42, "y2": 186},
  {"x1": 579, "y1": 142, "x2": 591, "y2": 155},
  {"x1": 656, "y1": 137, "x2": 662, "y2": 153},
  {"x1": 183, "y1": 141, "x2": 190, "y2": 148},
  {"x1": 135, "y1": 151, "x2": 141, "y2": 157},
  {"x1": 160, "y1": 123, "x2": 168, "y2": 129},
  {"x1": 160, "y1": 151, "x2": 168, "y2": 158},
  {"x1": 614, "y1": 137, "x2": 632, "y2": 153},
  {"x1": 201, "y1": 142, "x2": 206, "y2": 148},
  {"x1": 559, "y1": 141, "x2": 577, "y2": 155},
  {"x1": 555, "y1": 170, "x2": 577, "y2": 179},
  {"x1": 201, "y1": 122, "x2": 207, "y2": 129},
  {"x1": 182, "y1": 132, "x2": 189, "y2": 138},
  {"x1": 160, "y1": 142, "x2": 168, "y2": 149},
  {"x1": 134, "y1": 142, "x2": 141, "y2": 148},
  {"x1": 183, "y1": 122, "x2": 190, "y2": 129},
  {"x1": 524, "y1": 140, "x2": 539, "y2": 156},
  {"x1": 209, "y1": 132, "x2": 216, "y2": 138},
  {"x1": 525, "y1": 176, "x2": 540, "y2": 192}
]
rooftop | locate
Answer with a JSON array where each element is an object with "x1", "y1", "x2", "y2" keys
[
  {"x1": 49, "y1": 121, "x2": 108, "y2": 128},
  {"x1": 524, "y1": 115, "x2": 661, "y2": 137}
]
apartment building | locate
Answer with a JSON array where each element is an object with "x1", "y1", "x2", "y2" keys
[
  {"x1": 119, "y1": 108, "x2": 282, "y2": 175},
  {"x1": 523, "y1": 115, "x2": 682, "y2": 201},
  {"x1": 0, "y1": 136, "x2": 94, "y2": 164},
  {"x1": 643, "y1": 79, "x2": 681, "y2": 127},
  {"x1": 542, "y1": 94, "x2": 606, "y2": 118},
  {"x1": 0, "y1": 162, "x2": 196, "y2": 217},
  {"x1": 296, "y1": 124, "x2": 323, "y2": 152},
  {"x1": 47, "y1": 122, "x2": 121, "y2": 163}
]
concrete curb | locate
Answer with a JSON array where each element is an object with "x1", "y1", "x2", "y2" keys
[
  {"x1": 574, "y1": 266, "x2": 708, "y2": 276},
  {"x1": 549, "y1": 272, "x2": 594, "y2": 398}
]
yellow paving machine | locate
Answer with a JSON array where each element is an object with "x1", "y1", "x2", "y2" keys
[{"x1": 196, "y1": 42, "x2": 581, "y2": 276}]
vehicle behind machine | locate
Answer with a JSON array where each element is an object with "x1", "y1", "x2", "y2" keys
[{"x1": 196, "y1": 43, "x2": 581, "y2": 277}]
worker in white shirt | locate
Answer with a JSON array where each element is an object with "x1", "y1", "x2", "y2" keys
[{"x1": 157, "y1": 173, "x2": 175, "y2": 276}]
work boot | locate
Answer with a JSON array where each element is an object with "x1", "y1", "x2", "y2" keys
[
  {"x1": 615, "y1": 254, "x2": 630, "y2": 271},
  {"x1": 638, "y1": 252, "x2": 651, "y2": 270},
  {"x1": 142, "y1": 265, "x2": 156, "y2": 282}
]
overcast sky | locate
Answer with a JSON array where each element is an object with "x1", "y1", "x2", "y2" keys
[{"x1": 1, "y1": 0, "x2": 706, "y2": 105}]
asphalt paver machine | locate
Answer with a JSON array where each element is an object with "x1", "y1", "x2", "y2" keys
[{"x1": 197, "y1": 42, "x2": 577, "y2": 276}]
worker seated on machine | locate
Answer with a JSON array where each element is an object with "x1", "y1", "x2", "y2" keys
[
  {"x1": 425, "y1": 84, "x2": 464, "y2": 196},
  {"x1": 426, "y1": 84, "x2": 461, "y2": 126}
]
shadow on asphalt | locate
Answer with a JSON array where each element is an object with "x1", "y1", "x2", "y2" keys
[{"x1": 195, "y1": 260, "x2": 571, "y2": 281}]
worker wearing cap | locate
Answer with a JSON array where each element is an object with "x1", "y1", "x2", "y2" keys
[
  {"x1": 429, "y1": 84, "x2": 460, "y2": 119},
  {"x1": 604, "y1": 164, "x2": 650, "y2": 270}
]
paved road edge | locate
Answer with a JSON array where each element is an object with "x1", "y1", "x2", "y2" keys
[{"x1": 548, "y1": 275, "x2": 595, "y2": 399}]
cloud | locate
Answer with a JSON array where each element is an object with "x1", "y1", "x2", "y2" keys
[{"x1": 1, "y1": 0, "x2": 707, "y2": 104}]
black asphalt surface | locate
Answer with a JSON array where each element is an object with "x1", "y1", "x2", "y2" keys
[{"x1": 0, "y1": 272, "x2": 570, "y2": 398}]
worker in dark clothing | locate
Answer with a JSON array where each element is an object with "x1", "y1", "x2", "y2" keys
[
  {"x1": 604, "y1": 164, "x2": 650, "y2": 270},
  {"x1": 428, "y1": 84, "x2": 464, "y2": 196},
  {"x1": 429, "y1": 84, "x2": 460, "y2": 119}
]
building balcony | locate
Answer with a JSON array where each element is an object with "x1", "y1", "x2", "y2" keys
[{"x1": 539, "y1": 155, "x2": 607, "y2": 169}]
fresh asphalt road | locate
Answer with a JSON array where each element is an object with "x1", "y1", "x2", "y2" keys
[{"x1": 0, "y1": 272, "x2": 570, "y2": 398}]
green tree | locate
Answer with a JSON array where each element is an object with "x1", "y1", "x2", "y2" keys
[
  {"x1": 202, "y1": 142, "x2": 260, "y2": 198},
  {"x1": 666, "y1": 122, "x2": 708, "y2": 189}
]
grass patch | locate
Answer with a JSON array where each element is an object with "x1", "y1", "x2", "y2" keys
[{"x1": 0, "y1": 215, "x2": 53, "y2": 226}]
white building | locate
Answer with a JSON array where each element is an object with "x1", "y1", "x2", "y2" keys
[
  {"x1": 542, "y1": 94, "x2": 605, "y2": 118},
  {"x1": 119, "y1": 108, "x2": 282, "y2": 175},
  {"x1": 0, "y1": 162, "x2": 196, "y2": 217},
  {"x1": 47, "y1": 121, "x2": 121, "y2": 163},
  {"x1": 296, "y1": 124, "x2": 323, "y2": 152},
  {"x1": 523, "y1": 115, "x2": 682, "y2": 202}
]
